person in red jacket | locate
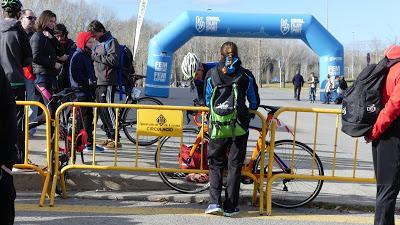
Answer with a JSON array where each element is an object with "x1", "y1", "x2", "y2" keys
[{"x1": 365, "y1": 45, "x2": 400, "y2": 225}]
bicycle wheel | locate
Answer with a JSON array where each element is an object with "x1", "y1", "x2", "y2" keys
[
  {"x1": 156, "y1": 128, "x2": 210, "y2": 194},
  {"x1": 254, "y1": 140, "x2": 324, "y2": 208},
  {"x1": 121, "y1": 97, "x2": 163, "y2": 146}
]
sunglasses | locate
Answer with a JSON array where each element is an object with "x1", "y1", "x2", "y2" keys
[{"x1": 25, "y1": 16, "x2": 36, "y2": 21}]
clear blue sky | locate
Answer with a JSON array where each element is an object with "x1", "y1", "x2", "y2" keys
[{"x1": 87, "y1": 0, "x2": 399, "y2": 48}]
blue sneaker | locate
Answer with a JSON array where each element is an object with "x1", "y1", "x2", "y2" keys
[
  {"x1": 205, "y1": 204, "x2": 223, "y2": 215},
  {"x1": 223, "y1": 208, "x2": 240, "y2": 217},
  {"x1": 84, "y1": 145, "x2": 104, "y2": 153}
]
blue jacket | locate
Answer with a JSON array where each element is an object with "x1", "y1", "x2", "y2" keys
[{"x1": 69, "y1": 48, "x2": 96, "y2": 95}]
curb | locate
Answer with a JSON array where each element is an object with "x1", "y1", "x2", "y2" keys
[{"x1": 13, "y1": 171, "x2": 385, "y2": 213}]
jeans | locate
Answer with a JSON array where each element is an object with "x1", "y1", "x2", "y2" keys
[
  {"x1": 24, "y1": 78, "x2": 39, "y2": 135},
  {"x1": 325, "y1": 91, "x2": 332, "y2": 103},
  {"x1": 294, "y1": 86, "x2": 301, "y2": 100},
  {"x1": 309, "y1": 87, "x2": 316, "y2": 102}
]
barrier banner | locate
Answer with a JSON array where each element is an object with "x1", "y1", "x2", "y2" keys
[{"x1": 137, "y1": 109, "x2": 183, "y2": 137}]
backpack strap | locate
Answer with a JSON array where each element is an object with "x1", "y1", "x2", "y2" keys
[
  {"x1": 210, "y1": 67, "x2": 223, "y2": 88},
  {"x1": 69, "y1": 50, "x2": 80, "y2": 87},
  {"x1": 387, "y1": 57, "x2": 400, "y2": 68},
  {"x1": 117, "y1": 45, "x2": 125, "y2": 101},
  {"x1": 103, "y1": 38, "x2": 114, "y2": 54},
  {"x1": 101, "y1": 37, "x2": 125, "y2": 101}
]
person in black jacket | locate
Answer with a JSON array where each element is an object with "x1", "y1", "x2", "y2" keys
[
  {"x1": 0, "y1": 0, "x2": 32, "y2": 163},
  {"x1": 87, "y1": 20, "x2": 121, "y2": 150},
  {"x1": 30, "y1": 10, "x2": 67, "y2": 120},
  {"x1": 55, "y1": 23, "x2": 75, "y2": 91},
  {"x1": 0, "y1": 64, "x2": 17, "y2": 225},
  {"x1": 204, "y1": 42, "x2": 260, "y2": 217},
  {"x1": 69, "y1": 32, "x2": 104, "y2": 153},
  {"x1": 292, "y1": 71, "x2": 304, "y2": 101},
  {"x1": 20, "y1": 8, "x2": 39, "y2": 137}
]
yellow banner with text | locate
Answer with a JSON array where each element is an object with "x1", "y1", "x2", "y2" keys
[{"x1": 137, "y1": 109, "x2": 183, "y2": 137}]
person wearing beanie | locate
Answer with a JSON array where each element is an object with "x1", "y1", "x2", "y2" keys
[{"x1": 70, "y1": 32, "x2": 104, "y2": 152}]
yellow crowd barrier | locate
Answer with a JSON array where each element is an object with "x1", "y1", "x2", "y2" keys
[
  {"x1": 265, "y1": 107, "x2": 376, "y2": 215},
  {"x1": 15, "y1": 102, "x2": 377, "y2": 216},
  {"x1": 15, "y1": 101, "x2": 52, "y2": 207},
  {"x1": 50, "y1": 102, "x2": 267, "y2": 214}
]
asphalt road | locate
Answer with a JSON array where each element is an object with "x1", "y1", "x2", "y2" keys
[{"x1": 14, "y1": 197, "x2": 394, "y2": 225}]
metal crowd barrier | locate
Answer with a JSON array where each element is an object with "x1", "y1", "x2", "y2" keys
[
  {"x1": 15, "y1": 101, "x2": 52, "y2": 207},
  {"x1": 50, "y1": 102, "x2": 267, "y2": 214},
  {"x1": 265, "y1": 107, "x2": 376, "y2": 215}
]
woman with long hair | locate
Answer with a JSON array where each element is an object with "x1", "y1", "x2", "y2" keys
[{"x1": 30, "y1": 10, "x2": 67, "y2": 118}]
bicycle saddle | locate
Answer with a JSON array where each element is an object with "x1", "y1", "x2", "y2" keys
[{"x1": 259, "y1": 105, "x2": 281, "y2": 114}]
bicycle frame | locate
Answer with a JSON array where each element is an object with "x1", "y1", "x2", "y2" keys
[{"x1": 187, "y1": 108, "x2": 295, "y2": 178}]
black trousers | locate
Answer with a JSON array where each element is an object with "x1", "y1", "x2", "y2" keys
[
  {"x1": 95, "y1": 86, "x2": 116, "y2": 140},
  {"x1": 0, "y1": 168, "x2": 16, "y2": 225},
  {"x1": 372, "y1": 121, "x2": 400, "y2": 225},
  {"x1": 208, "y1": 133, "x2": 248, "y2": 211},
  {"x1": 77, "y1": 95, "x2": 94, "y2": 144},
  {"x1": 294, "y1": 86, "x2": 301, "y2": 100},
  {"x1": 12, "y1": 86, "x2": 25, "y2": 164}
]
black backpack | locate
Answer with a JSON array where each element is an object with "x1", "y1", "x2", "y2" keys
[
  {"x1": 104, "y1": 40, "x2": 135, "y2": 87},
  {"x1": 341, "y1": 57, "x2": 400, "y2": 137},
  {"x1": 119, "y1": 45, "x2": 135, "y2": 86},
  {"x1": 339, "y1": 79, "x2": 348, "y2": 90}
]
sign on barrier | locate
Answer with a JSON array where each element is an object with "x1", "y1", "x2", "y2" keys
[{"x1": 137, "y1": 109, "x2": 183, "y2": 137}]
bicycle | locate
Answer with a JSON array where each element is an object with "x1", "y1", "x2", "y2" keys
[
  {"x1": 155, "y1": 103, "x2": 324, "y2": 208},
  {"x1": 118, "y1": 74, "x2": 163, "y2": 146},
  {"x1": 29, "y1": 87, "x2": 87, "y2": 194}
]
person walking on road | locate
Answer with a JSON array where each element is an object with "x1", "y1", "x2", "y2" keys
[
  {"x1": 204, "y1": 41, "x2": 260, "y2": 217},
  {"x1": 365, "y1": 45, "x2": 400, "y2": 225},
  {"x1": 292, "y1": 71, "x2": 304, "y2": 101},
  {"x1": 307, "y1": 72, "x2": 317, "y2": 103},
  {"x1": 322, "y1": 74, "x2": 334, "y2": 104},
  {"x1": 0, "y1": 64, "x2": 18, "y2": 225}
]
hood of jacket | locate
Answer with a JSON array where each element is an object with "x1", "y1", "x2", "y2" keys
[{"x1": 0, "y1": 18, "x2": 21, "y2": 33}]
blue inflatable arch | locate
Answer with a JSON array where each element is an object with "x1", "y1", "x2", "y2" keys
[{"x1": 144, "y1": 10, "x2": 344, "y2": 101}]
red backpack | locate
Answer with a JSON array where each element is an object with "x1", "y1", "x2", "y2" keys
[{"x1": 179, "y1": 143, "x2": 208, "y2": 170}]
